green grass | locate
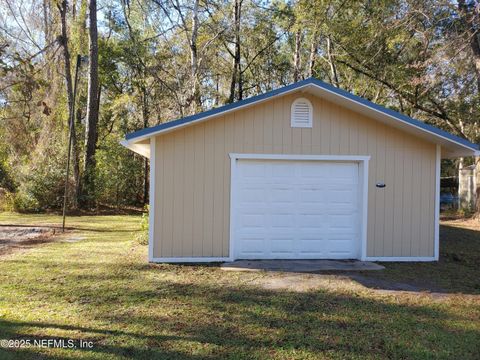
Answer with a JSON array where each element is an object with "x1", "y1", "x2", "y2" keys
[
  {"x1": 0, "y1": 213, "x2": 479, "y2": 359},
  {"x1": 360, "y1": 223, "x2": 480, "y2": 294}
]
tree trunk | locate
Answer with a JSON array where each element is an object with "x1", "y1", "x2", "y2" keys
[
  {"x1": 308, "y1": 32, "x2": 318, "y2": 78},
  {"x1": 238, "y1": 66, "x2": 243, "y2": 100},
  {"x1": 142, "y1": 87, "x2": 149, "y2": 206},
  {"x1": 293, "y1": 29, "x2": 301, "y2": 82},
  {"x1": 58, "y1": 1, "x2": 73, "y2": 140},
  {"x1": 43, "y1": 0, "x2": 52, "y2": 79},
  {"x1": 189, "y1": 0, "x2": 201, "y2": 112},
  {"x1": 72, "y1": 0, "x2": 76, "y2": 19},
  {"x1": 58, "y1": 0, "x2": 80, "y2": 209},
  {"x1": 215, "y1": 72, "x2": 219, "y2": 105},
  {"x1": 228, "y1": 0, "x2": 242, "y2": 103},
  {"x1": 73, "y1": 108, "x2": 81, "y2": 204},
  {"x1": 82, "y1": 0, "x2": 99, "y2": 208},
  {"x1": 326, "y1": 35, "x2": 339, "y2": 87}
]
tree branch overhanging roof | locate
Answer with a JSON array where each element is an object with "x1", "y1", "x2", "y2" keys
[{"x1": 122, "y1": 77, "x2": 479, "y2": 158}]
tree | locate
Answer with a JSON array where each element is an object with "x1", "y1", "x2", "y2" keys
[
  {"x1": 228, "y1": 0, "x2": 243, "y2": 103},
  {"x1": 58, "y1": 0, "x2": 81, "y2": 208},
  {"x1": 293, "y1": 29, "x2": 302, "y2": 82},
  {"x1": 82, "y1": 0, "x2": 99, "y2": 208}
]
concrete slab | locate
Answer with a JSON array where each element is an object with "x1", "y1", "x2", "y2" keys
[
  {"x1": 221, "y1": 259, "x2": 385, "y2": 272},
  {"x1": 63, "y1": 236, "x2": 86, "y2": 243}
]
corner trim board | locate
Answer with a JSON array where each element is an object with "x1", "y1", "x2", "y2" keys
[
  {"x1": 148, "y1": 138, "x2": 156, "y2": 261},
  {"x1": 359, "y1": 160, "x2": 369, "y2": 261},
  {"x1": 229, "y1": 156, "x2": 237, "y2": 261},
  {"x1": 434, "y1": 144, "x2": 441, "y2": 260}
]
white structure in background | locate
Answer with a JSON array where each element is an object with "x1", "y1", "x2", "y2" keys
[{"x1": 458, "y1": 165, "x2": 476, "y2": 210}]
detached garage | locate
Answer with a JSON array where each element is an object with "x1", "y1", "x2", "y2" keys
[{"x1": 121, "y1": 78, "x2": 478, "y2": 263}]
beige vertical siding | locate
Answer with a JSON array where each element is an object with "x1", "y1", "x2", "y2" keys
[{"x1": 152, "y1": 91, "x2": 436, "y2": 258}]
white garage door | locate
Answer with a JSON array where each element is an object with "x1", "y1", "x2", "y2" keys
[{"x1": 232, "y1": 159, "x2": 360, "y2": 259}]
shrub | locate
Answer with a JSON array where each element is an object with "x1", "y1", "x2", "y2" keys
[
  {"x1": 96, "y1": 137, "x2": 145, "y2": 207},
  {"x1": 0, "y1": 189, "x2": 43, "y2": 213},
  {"x1": 134, "y1": 206, "x2": 149, "y2": 245},
  {"x1": 0, "y1": 189, "x2": 14, "y2": 212},
  {"x1": 11, "y1": 130, "x2": 67, "y2": 212},
  {"x1": 0, "y1": 189, "x2": 41, "y2": 213}
]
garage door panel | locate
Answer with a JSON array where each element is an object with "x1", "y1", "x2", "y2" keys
[
  {"x1": 239, "y1": 213, "x2": 266, "y2": 229},
  {"x1": 240, "y1": 162, "x2": 267, "y2": 177},
  {"x1": 328, "y1": 178, "x2": 358, "y2": 186},
  {"x1": 270, "y1": 238, "x2": 295, "y2": 254},
  {"x1": 326, "y1": 206, "x2": 357, "y2": 214},
  {"x1": 297, "y1": 202, "x2": 328, "y2": 210},
  {"x1": 329, "y1": 214, "x2": 357, "y2": 229},
  {"x1": 298, "y1": 239, "x2": 327, "y2": 253},
  {"x1": 238, "y1": 237, "x2": 265, "y2": 254},
  {"x1": 297, "y1": 214, "x2": 326, "y2": 228},
  {"x1": 234, "y1": 159, "x2": 361, "y2": 260},
  {"x1": 329, "y1": 163, "x2": 358, "y2": 179},
  {"x1": 239, "y1": 187, "x2": 267, "y2": 203},
  {"x1": 297, "y1": 231, "x2": 328, "y2": 241},
  {"x1": 299, "y1": 163, "x2": 329, "y2": 178},
  {"x1": 299, "y1": 189, "x2": 326, "y2": 203},
  {"x1": 328, "y1": 240, "x2": 357, "y2": 255},
  {"x1": 271, "y1": 163, "x2": 295, "y2": 178},
  {"x1": 270, "y1": 188, "x2": 296, "y2": 203},
  {"x1": 270, "y1": 213, "x2": 295, "y2": 228},
  {"x1": 327, "y1": 189, "x2": 356, "y2": 204}
]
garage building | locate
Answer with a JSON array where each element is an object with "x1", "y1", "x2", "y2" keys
[{"x1": 122, "y1": 78, "x2": 478, "y2": 262}]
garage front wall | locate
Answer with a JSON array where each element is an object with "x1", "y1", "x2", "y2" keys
[{"x1": 152, "y1": 91, "x2": 436, "y2": 259}]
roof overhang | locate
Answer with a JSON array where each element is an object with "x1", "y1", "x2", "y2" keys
[
  {"x1": 122, "y1": 78, "x2": 479, "y2": 159},
  {"x1": 120, "y1": 139, "x2": 150, "y2": 158}
]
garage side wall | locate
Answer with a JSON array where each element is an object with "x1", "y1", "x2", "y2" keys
[{"x1": 152, "y1": 92, "x2": 436, "y2": 259}]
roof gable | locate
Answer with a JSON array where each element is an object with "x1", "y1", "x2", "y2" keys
[{"x1": 123, "y1": 78, "x2": 478, "y2": 158}]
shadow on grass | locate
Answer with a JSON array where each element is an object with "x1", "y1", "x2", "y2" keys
[
  {"x1": 350, "y1": 224, "x2": 480, "y2": 295},
  {"x1": 158, "y1": 223, "x2": 480, "y2": 295},
  {"x1": 0, "y1": 278, "x2": 478, "y2": 359}
]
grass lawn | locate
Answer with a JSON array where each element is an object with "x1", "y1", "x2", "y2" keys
[{"x1": 0, "y1": 213, "x2": 478, "y2": 359}]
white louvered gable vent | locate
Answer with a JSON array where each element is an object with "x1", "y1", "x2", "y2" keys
[{"x1": 291, "y1": 98, "x2": 313, "y2": 128}]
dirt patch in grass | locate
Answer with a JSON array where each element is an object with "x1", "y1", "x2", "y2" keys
[{"x1": 0, "y1": 225, "x2": 59, "y2": 256}]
